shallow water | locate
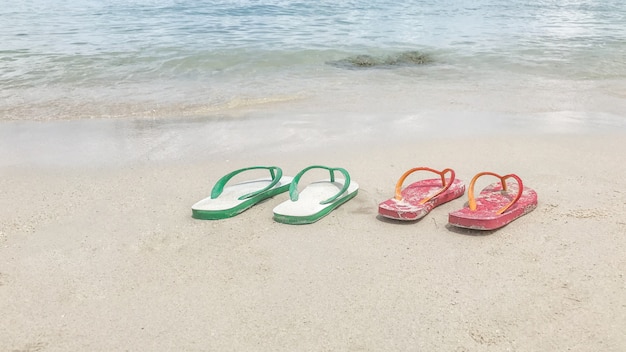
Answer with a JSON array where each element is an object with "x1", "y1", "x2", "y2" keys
[{"x1": 1, "y1": 0, "x2": 625, "y2": 121}]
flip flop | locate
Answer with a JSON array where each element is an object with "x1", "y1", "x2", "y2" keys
[
  {"x1": 378, "y1": 167, "x2": 465, "y2": 220},
  {"x1": 192, "y1": 166, "x2": 293, "y2": 220},
  {"x1": 273, "y1": 165, "x2": 359, "y2": 225},
  {"x1": 448, "y1": 172, "x2": 537, "y2": 230}
]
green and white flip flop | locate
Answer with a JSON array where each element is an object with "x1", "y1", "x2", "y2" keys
[
  {"x1": 192, "y1": 166, "x2": 293, "y2": 220},
  {"x1": 273, "y1": 165, "x2": 359, "y2": 225}
]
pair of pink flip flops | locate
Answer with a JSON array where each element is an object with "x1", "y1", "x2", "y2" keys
[{"x1": 378, "y1": 167, "x2": 538, "y2": 230}]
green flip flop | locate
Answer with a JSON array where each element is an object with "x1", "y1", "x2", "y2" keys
[
  {"x1": 192, "y1": 166, "x2": 293, "y2": 220},
  {"x1": 273, "y1": 165, "x2": 359, "y2": 225}
]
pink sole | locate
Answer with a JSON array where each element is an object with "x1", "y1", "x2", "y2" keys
[
  {"x1": 379, "y1": 179, "x2": 465, "y2": 221},
  {"x1": 448, "y1": 182, "x2": 537, "y2": 230}
]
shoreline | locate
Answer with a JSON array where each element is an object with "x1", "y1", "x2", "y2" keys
[
  {"x1": 2, "y1": 108, "x2": 625, "y2": 168},
  {"x1": 1, "y1": 118, "x2": 625, "y2": 350},
  {"x1": 3, "y1": 71, "x2": 626, "y2": 122}
]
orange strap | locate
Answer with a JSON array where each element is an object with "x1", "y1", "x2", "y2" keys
[
  {"x1": 394, "y1": 167, "x2": 455, "y2": 204},
  {"x1": 467, "y1": 172, "x2": 523, "y2": 214}
]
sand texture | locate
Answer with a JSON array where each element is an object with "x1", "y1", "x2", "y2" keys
[{"x1": 1, "y1": 125, "x2": 625, "y2": 351}]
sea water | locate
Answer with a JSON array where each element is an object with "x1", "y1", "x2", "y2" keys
[{"x1": 1, "y1": 0, "x2": 626, "y2": 122}]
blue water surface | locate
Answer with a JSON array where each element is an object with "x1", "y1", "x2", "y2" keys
[{"x1": 1, "y1": 0, "x2": 625, "y2": 120}]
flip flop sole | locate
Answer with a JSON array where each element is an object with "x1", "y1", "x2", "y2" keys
[
  {"x1": 379, "y1": 179, "x2": 465, "y2": 221},
  {"x1": 448, "y1": 183, "x2": 537, "y2": 230},
  {"x1": 192, "y1": 177, "x2": 292, "y2": 220},
  {"x1": 273, "y1": 179, "x2": 359, "y2": 225},
  {"x1": 273, "y1": 190, "x2": 358, "y2": 225}
]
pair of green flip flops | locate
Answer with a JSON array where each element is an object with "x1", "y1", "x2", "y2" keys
[{"x1": 191, "y1": 166, "x2": 359, "y2": 224}]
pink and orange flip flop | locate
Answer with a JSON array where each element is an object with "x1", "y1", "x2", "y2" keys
[
  {"x1": 448, "y1": 172, "x2": 537, "y2": 230},
  {"x1": 378, "y1": 167, "x2": 466, "y2": 221}
]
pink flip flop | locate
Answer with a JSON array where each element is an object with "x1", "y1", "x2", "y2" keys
[
  {"x1": 378, "y1": 167, "x2": 465, "y2": 221},
  {"x1": 448, "y1": 172, "x2": 537, "y2": 230}
]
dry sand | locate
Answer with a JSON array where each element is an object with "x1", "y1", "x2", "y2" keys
[{"x1": 1, "y1": 118, "x2": 625, "y2": 351}]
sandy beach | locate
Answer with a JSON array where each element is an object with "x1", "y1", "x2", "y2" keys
[
  {"x1": 1, "y1": 113, "x2": 625, "y2": 351},
  {"x1": 4, "y1": 1, "x2": 626, "y2": 350}
]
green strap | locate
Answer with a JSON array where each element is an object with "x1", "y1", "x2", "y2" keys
[
  {"x1": 289, "y1": 165, "x2": 351, "y2": 205},
  {"x1": 210, "y1": 166, "x2": 283, "y2": 200}
]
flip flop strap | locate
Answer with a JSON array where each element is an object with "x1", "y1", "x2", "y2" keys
[
  {"x1": 468, "y1": 172, "x2": 524, "y2": 214},
  {"x1": 210, "y1": 166, "x2": 283, "y2": 200},
  {"x1": 289, "y1": 165, "x2": 351, "y2": 205},
  {"x1": 394, "y1": 167, "x2": 455, "y2": 204}
]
